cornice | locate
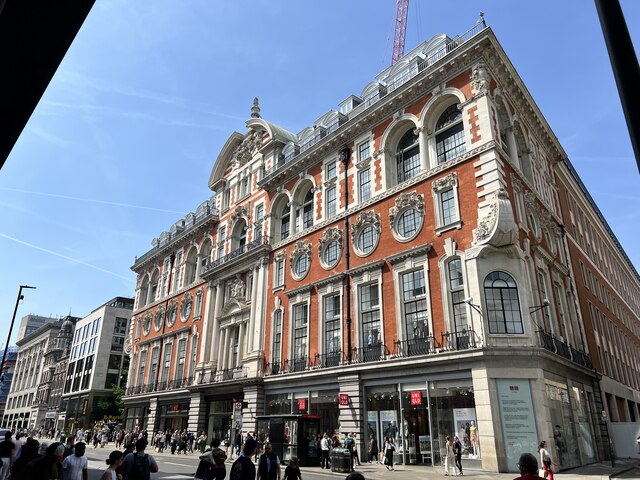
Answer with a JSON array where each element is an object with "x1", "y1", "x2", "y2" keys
[
  {"x1": 314, "y1": 272, "x2": 345, "y2": 288},
  {"x1": 347, "y1": 259, "x2": 385, "y2": 277},
  {"x1": 285, "y1": 284, "x2": 313, "y2": 298},
  {"x1": 136, "y1": 325, "x2": 191, "y2": 348},
  {"x1": 386, "y1": 243, "x2": 433, "y2": 265}
]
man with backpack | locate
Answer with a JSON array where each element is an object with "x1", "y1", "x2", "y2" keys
[
  {"x1": 344, "y1": 433, "x2": 355, "y2": 472},
  {"x1": 121, "y1": 438, "x2": 159, "y2": 480},
  {"x1": 229, "y1": 438, "x2": 257, "y2": 480}
]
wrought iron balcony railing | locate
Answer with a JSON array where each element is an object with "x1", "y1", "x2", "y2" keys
[
  {"x1": 202, "y1": 235, "x2": 271, "y2": 273},
  {"x1": 537, "y1": 330, "x2": 593, "y2": 369},
  {"x1": 124, "y1": 376, "x2": 194, "y2": 396}
]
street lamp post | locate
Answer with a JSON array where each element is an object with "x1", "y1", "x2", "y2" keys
[{"x1": 0, "y1": 285, "x2": 36, "y2": 382}]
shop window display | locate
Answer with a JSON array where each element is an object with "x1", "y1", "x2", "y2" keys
[
  {"x1": 429, "y1": 384, "x2": 478, "y2": 466},
  {"x1": 366, "y1": 387, "x2": 402, "y2": 463},
  {"x1": 545, "y1": 381, "x2": 582, "y2": 469}
]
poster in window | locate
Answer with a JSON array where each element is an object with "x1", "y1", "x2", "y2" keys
[
  {"x1": 380, "y1": 410, "x2": 398, "y2": 442},
  {"x1": 453, "y1": 408, "x2": 477, "y2": 457}
]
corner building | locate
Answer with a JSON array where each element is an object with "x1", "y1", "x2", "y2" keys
[{"x1": 125, "y1": 22, "x2": 640, "y2": 472}]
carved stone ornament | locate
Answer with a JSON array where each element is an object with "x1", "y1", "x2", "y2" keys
[
  {"x1": 388, "y1": 191, "x2": 424, "y2": 225},
  {"x1": 318, "y1": 227, "x2": 343, "y2": 253},
  {"x1": 432, "y1": 172, "x2": 458, "y2": 192},
  {"x1": 290, "y1": 239, "x2": 312, "y2": 265},
  {"x1": 231, "y1": 205, "x2": 248, "y2": 222},
  {"x1": 230, "y1": 274, "x2": 246, "y2": 299},
  {"x1": 181, "y1": 293, "x2": 193, "y2": 309},
  {"x1": 471, "y1": 61, "x2": 490, "y2": 96},
  {"x1": 472, "y1": 188, "x2": 518, "y2": 247},
  {"x1": 351, "y1": 210, "x2": 381, "y2": 244},
  {"x1": 233, "y1": 128, "x2": 263, "y2": 167},
  {"x1": 124, "y1": 337, "x2": 132, "y2": 355},
  {"x1": 274, "y1": 250, "x2": 286, "y2": 262}
]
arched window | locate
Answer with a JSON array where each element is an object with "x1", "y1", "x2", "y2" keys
[
  {"x1": 149, "y1": 270, "x2": 160, "y2": 304},
  {"x1": 396, "y1": 129, "x2": 420, "y2": 183},
  {"x1": 280, "y1": 203, "x2": 290, "y2": 241},
  {"x1": 138, "y1": 276, "x2": 149, "y2": 307},
  {"x1": 484, "y1": 271, "x2": 523, "y2": 334},
  {"x1": 435, "y1": 104, "x2": 465, "y2": 164},
  {"x1": 184, "y1": 248, "x2": 198, "y2": 285},
  {"x1": 199, "y1": 239, "x2": 212, "y2": 270},
  {"x1": 301, "y1": 188, "x2": 314, "y2": 230}
]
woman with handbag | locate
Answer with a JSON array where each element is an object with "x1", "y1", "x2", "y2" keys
[
  {"x1": 383, "y1": 437, "x2": 395, "y2": 471},
  {"x1": 539, "y1": 441, "x2": 556, "y2": 480}
]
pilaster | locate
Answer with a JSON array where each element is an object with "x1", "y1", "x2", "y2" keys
[
  {"x1": 337, "y1": 373, "x2": 363, "y2": 436},
  {"x1": 188, "y1": 391, "x2": 207, "y2": 434}
]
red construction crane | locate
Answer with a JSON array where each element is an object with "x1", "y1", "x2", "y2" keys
[{"x1": 391, "y1": 0, "x2": 410, "y2": 65}]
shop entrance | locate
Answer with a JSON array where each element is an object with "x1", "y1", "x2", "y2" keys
[
  {"x1": 256, "y1": 415, "x2": 321, "y2": 466},
  {"x1": 402, "y1": 404, "x2": 431, "y2": 464}
]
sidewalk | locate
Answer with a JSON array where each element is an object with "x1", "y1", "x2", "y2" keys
[{"x1": 144, "y1": 448, "x2": 639, "y2": 480}]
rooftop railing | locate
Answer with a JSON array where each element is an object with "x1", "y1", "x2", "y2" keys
[{"x1": 260, "y1": 20, "x2": 488, "y2": 182}]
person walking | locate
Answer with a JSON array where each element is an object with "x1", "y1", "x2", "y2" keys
[
  {"x1": 0, "y1": 431, "x2": 16, "y2": 480},
  {"x1": 195, "y1": 438, "x2": 227, "y2": 480},
  {"x1": 229, "y1": 438, "x2": 257, "y2": 480},
  {"x1": 198, "y1": 432, "x2": 208, "y2": 454},
  {"x1": 350, "y1": 434, "x2": 361, "y2": 467},
  {"x1": 20, "y1": 442, "x2": 65, "y2": 480},
  {"x1": 344, "y1": 433, "x2": 355, "y2": 471},
  {"x1": 282, "y1": 456, "x2": 301, "y2": 480},
  {"x1": 62, "y1": 442, "x2": 88, "y2": 480},
  {"x1": 320, "y1": 433, "x2": 331, "y2": 470},
  {"x1": 539, "y1": 441, "x2": 556, "y2": 480},
  {"x1": 99, "y1": 451, "x2": 124, "y2": 480},
  {"x1": 368, "y1": 435, "x2": 378, "y2": 463},
  {"x1": 444, "y1": 436, "x2": 455, "y2": 476},
  {"x1": 514, "y1": 453, "x2": 545, "y2": 480},
  {"x1": 453, "y1": 435, "x2": 463, "y2": 476},
  {"x1": 8, "y1": 437, "x2": 40, "y2": 480},
  {"x1": 233, "y1": 433, "x2": 242, "y2": 459},
  {"x1": 257, "y1": 442, "x2": 281, "y2": 480},
  {"x1": 383, "y1": 437, "x2": 395, "y2": 471},
  {"x1": 121, "y1": 438, "x2": 159, "y2": 480}
]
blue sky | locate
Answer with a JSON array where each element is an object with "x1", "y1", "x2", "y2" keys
[{"x1": 1, "y1": 0, "x2": 638, "y2": 346}]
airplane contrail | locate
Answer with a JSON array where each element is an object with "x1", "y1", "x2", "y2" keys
[
  {"x1": 0, "y1": 187, "x2": 186, "y2": 214},
  {"x1": 0, "y1": 233, "x2": 134, "y2": 282}
]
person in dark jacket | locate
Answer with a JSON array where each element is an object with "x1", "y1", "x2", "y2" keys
[
  {"x1": 257, "y1": 442, "x2": 280, "y2": 480},
  {"x1": 8, "y1": 438, "x2": 40, "y2": 480},
  {"x1": 230, "y1": 438, "x2": 257, "y2": 480},
  {"x1": 20, "y1": 442, "x2": 64, "y2": 480}
]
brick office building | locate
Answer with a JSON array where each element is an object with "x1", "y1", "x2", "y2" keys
[{"x1": 124, "y1": 21, "x2": 639, "y2": 472}]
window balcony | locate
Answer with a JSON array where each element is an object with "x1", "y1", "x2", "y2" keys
[
  {"x1": 537, "y1": 330, "x2": 593, "y2": 369},
  {"x1": 201, "y1": 235, "x2": 272, "y2": 275}
]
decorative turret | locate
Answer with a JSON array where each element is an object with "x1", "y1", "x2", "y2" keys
[{"x1": 251, "y1": 97, "x2": 260, "y2": 118}]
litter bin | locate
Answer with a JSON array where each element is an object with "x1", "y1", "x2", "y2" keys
[{"x1": 331, "y1": 448, "x2": 352, "y2": 473}]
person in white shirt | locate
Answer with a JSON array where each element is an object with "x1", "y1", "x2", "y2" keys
[{"x1": 62, "y1": 442, "x2": 89, "y2": 480}]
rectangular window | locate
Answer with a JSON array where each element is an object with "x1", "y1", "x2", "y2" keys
[
  {"x1": 255, "y1": 204, "x2": 264, "y2": 221},
  {"x1": 222, "y1": 189, "x2": 230, "y2": 211},
  {"x1": 402, "y1": 270, "x2": 429, "y2": 339},
  {"x1": 114, "y1": 317, "x2": 128, "y2": 335},
  {"x1": 360, "y1": 283, "x2": 381, "y2": 348},
  {"x1": 194, "y1": 291, "x2": 203, "y2": 318},
  {"x1": 241, "y1": 176, "x2": 250, "y2": 198},
  {"x1": 326, "y1": 186, "x2": 336, "y2": 218},
  {"x1": 326, "y1": 160, "x2": 337, "y2": 180},
  {"x1": 189, "y1": 336, "x2": 198, "y2": 379},
  {"x1": 148, "y1": 348, "x2": 159, "y2": 385},
  {"x1": 82, "y1": 324, "x2": 90, "y2": 340},
  {"x1": 293, "y1": 304, "x2": 308, "y2": 361},
  {"x1": 440, "y1": 189, "x2": 456, "y2": 225},
  {"x1": 358, "y1": 141, "x2": 370, "y2": 161},
  {"x1": 358, "y1": 168, "x2": 371, "y2": 202},
  {"x1": 324, "y1": 294, "x2": 341, "y2": 355},
  {"x1": 448, "y1": 259, "x2": 468, "y2": 333},
  {"x1": 160, "y1": 344, "x2": 172, "y2": 383},
  {"x1": 274, "y1": 259, "x2": 285, "y2": 287},
  {"x1": 173, "y1": 252, "x2": 183, "y2": 292},
  {"x1": 91, "y1": 318, "x2": 101, "y2": 336},
  {"x1": 136, "y1": 351, "x2": 147, "y2": 387},
  {"x1": 537, "y1": 271, "x2": 553, "y2": 332},
  {"x1": 272, "y1": 310, "x2": 282, "y2": 366},
  {"x1": 176, "y1": 338, "x2": 187, "y2": 380},
  {"x1": 111, "y1": 336, "x2": 124, "y2": 352}
]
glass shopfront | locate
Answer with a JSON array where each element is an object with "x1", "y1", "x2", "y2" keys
[
  {"x1": 365, "y1": 379, "x2": 477, "y2": 467},
  {"x1": 157, "y1": 402, "x2": 189, "y2": 432},
  {"x1": 545, "y1": 379, "x2": 595, "y2": 469},
  {"x1": 265, "y1": 390, "x2": 339, "y2": 438},
  {"x1": 207, "y1": 399, "x2": 235, "y2": 443},
  {"x1": 124, "y1": 405, "x2": 148, "y2": 432}
]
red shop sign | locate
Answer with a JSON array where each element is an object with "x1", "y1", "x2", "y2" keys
[
  {"x1": 410, "y1": 391, "x2": 423, "y2": 405},
  {"x1": 339, "y1": 394, "x2": 349, "y2": 406},
  {"x1": 297, "y1": 399, "x2": 307, "y2": 411}
]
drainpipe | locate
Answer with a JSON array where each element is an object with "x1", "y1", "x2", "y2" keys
[{"x1": 341, "y1": 146, "x2": 353, "y2": 363}]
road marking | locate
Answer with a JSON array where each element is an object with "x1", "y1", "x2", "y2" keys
[{"x1": 163, "y1": 461, "x2": 193, "y2": 467}]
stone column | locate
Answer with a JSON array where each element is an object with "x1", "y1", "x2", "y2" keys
[
  {"x1": 248, "y1": 264, "x2": 260, "y2": 353},
  {"x1": 241, "y1": 383, "x2": 265, "y2": 438},
  {"x1": 198, "y1": 282, "x2": 215, "y2": 369},
  {"x1": 337, "y1": 373, "x2": 362, "y2": 436},
  {"x1": 188, "y1": 391, "x2": 207, "y2": 435},
  {"x1": 238, "y1": 322, "x2": 246, "y2": 362},
  {"x1": 418, "y1": 126, "x2": 429, "y2": 170},
  {"x1": 221, "y1": 328, "x2": 230, "y2": 371},
  {"x1": 147, "y1": 397, "x2": 158, "y2": 432},
  {"x1": 209, "y1": 283, "x2": 225, "y2": 366},
  {"x1": 216, "y1": 327, "x2": 226, "y2": 369}
]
